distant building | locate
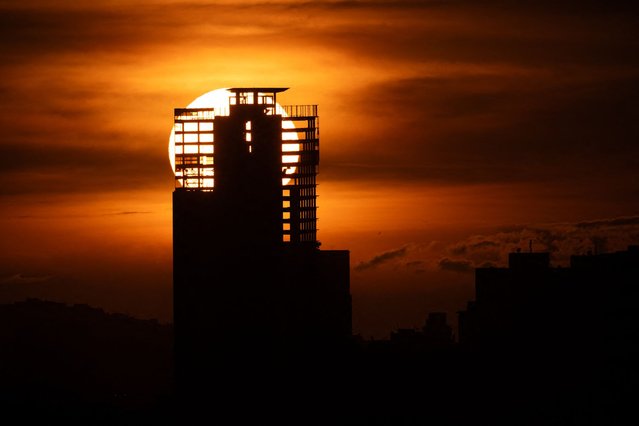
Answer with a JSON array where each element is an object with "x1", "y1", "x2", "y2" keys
[
  {"x1": 389, "y1": 312, "x2": 454, "y2": 350},
  {"x1": 457, "y1": 301, "x2": 477, "y2": 349},
  {"x1": 172, "y1": 89, "x2": 352, "y2": 393},
  {"x1": 458, "y1": 245, "x2": 639, "y2": 356},
  {"x1": 423, "y1": 312, "x2": 454, "y2": 346}
]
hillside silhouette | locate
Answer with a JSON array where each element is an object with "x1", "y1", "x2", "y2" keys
[{"x1": 0, "y1": 299, "x2": 173, "y2": 424}]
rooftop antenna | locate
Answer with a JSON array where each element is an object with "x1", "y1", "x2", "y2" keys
[{"x1": 529, "y1": 239, "x2": 533, "y2": 253}]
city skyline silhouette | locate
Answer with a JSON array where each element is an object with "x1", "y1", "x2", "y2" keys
[{"x1": 2, "y1": 244, "x2": 637, "y2": 424}]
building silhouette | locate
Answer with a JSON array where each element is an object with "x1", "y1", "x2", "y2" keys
[
  {"x1": 453, "y1": 245, "x2": 639, "y2": 425},
  {"x1": 388, "y1": 312, "x2": 454, "y2": 350},
  {"x1": 172, "y1": 88, "x2": 351, "y2": 398},
  {"x1": 458, "y1": 245, "x2": 639, "y2": 357}
]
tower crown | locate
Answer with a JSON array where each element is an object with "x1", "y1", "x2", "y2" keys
[{"x1": 172, "y1": 88, "x2": 319, "y2": 245}]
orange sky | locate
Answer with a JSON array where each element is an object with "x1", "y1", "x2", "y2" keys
[{"x1": 1, "y1": 0, "x2": 639, "y2": 337}]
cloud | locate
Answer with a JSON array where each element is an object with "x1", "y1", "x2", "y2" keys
[
  {"x1": 449, "y1": 240, "x2": 499, "y2": 256},
  {"x1": 0, "y1": 273, "x2": 52, "y2": 285},
  {"x1": 0, "y1": 142, "x2": 172, "y2": 195},
  {"x1": 103, "y1": 211, "x2": 152, "y2": 216},
  {"x1": 437, "y1": 258, "x2": 473, "y2": 274},
  {"x1": 322, "y1": 71, "x2": 639, "y2": 187},
  {"x1": 355, "y1": 245, "x2": 410, "y2": 271},
  {"x1": 351, "y1": 215, "x2": 639, "y2": 276},
  {"x1": 443, "y1": 215, "x2": 639, "y2": 268},
  {"x1": 575, "y1": 216, "x2": 639, "y2": 230},
  {"x1": 422, "y1": 215, "x2": 639, "y2": 274}
]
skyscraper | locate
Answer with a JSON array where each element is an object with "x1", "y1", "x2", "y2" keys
[{"x1": 172, "y1": 88, "x2": 351, "y2": 390}]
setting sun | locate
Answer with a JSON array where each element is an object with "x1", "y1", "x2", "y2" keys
[{"x1": 168, "y1": 88, "x2": 299, "y2": 188}]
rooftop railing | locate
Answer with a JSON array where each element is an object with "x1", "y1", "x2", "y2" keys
[{"x1": 281, "y1": 105, "x2": 317, "y2": 118}]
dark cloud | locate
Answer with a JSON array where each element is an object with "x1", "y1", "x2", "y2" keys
[
  {"x1": 320, "y1": 160, "x2": 539, "y2": 186},
  {"x1": 312, "y1": 0, "x2": 639, "y2": 191},
  {"x1": 355, "y1": 245, "x2": 410, "y2": 271},
  {"x1": 0, "y1": 4, "x2": 249, "y2": 62},
  {"x1": 292, "y1": 0, "x2": 639, "y2": 71},
  {"x1": 3, "y1": 211, "x2": 154, "y2": 220},
  {"x1": 0, "y1": 142, "x2": 172, "y2": 195},
  {"x1": 450, "y1": 240, "x2": 499, "y2": 256},
  {"x1": 104, "y1": 211, "x2": 152, "y2": 216},
  {"x1": 3, "y1": 1, "x2": 637, "y2": 69},
  {"x1": 575, "y1": 216, "x2": 639, "y2": 230},
  {"x1": 438, "y1": 258, "x2": 473, "y2": 274},
  {"x1": 323, "y1": 71, "x2": 639, "y2": 191},
  {"x1": 0, "y1": 9, "x2": 170, "y2": 70},
  {"x1": 470, "y1": 240, "x2": 499, "y2": 249},
  {"x1": 0, "y1": 273, "x2": 52, "y2": 285}
]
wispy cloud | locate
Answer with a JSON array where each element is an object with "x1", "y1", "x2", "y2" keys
[
  {"x1": 103, "y1": 211, "x2": 152, "y2": 216},
  {"x1": 355, "y1": 245, "x2": 410, "y2": 271},
  {"x1": 0, "y1": 273, "x2": 52, "y2": 285},
  {"x1": 442, "y1": 215, "x2": 639, "y2": 269},
  {"x1": 437, "y1": 258, "x2": 473, "y2": 274},
  {"x1": 575, "y1": 216, "x2": 639, "y2": 230}
]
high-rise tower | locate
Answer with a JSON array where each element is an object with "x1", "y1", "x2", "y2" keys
[{"x1": 172, "y1": 88, "x2": 351, "y2": 389}]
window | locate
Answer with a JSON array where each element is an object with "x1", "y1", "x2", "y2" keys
[{"x1": 200, "y1": 133, "x2": 214, "y2": 143}]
